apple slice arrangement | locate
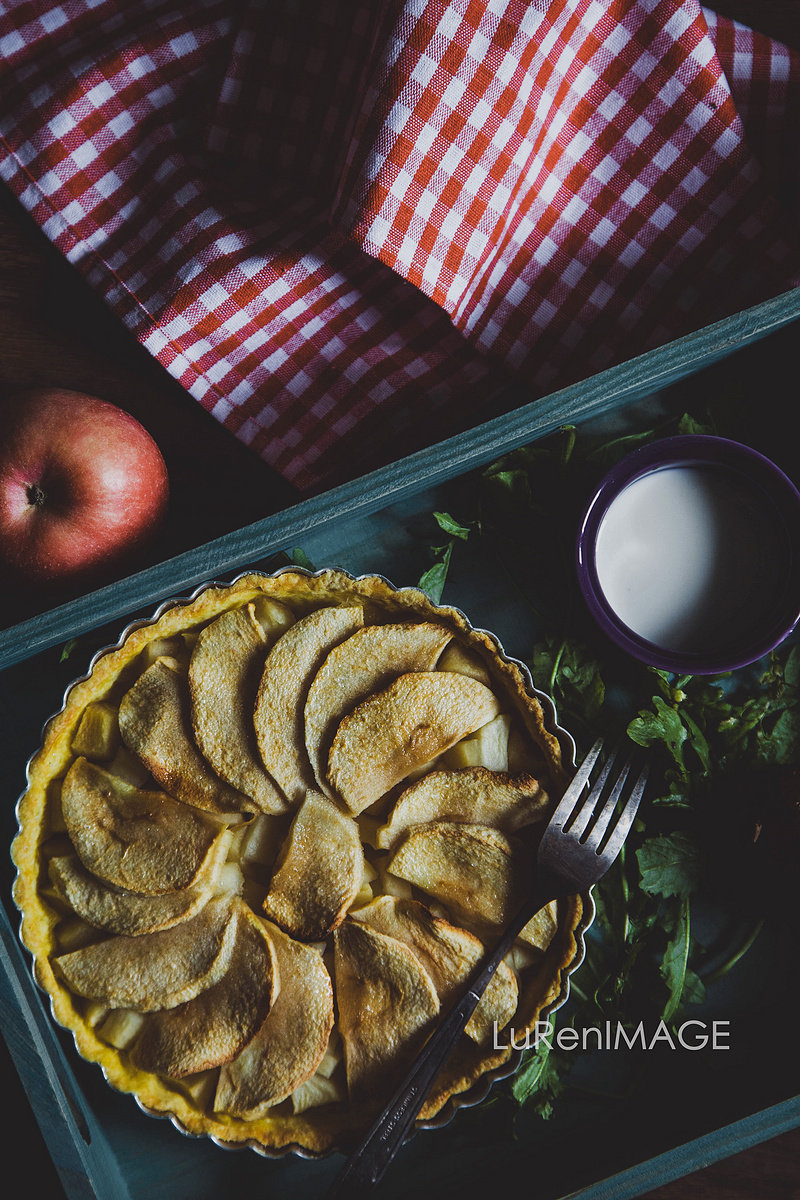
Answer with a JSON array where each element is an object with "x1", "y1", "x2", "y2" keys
[
  {"x1": 0, "y1": 389, "x2": 169, "y2": 589},
  {"x1": 12, "y1": 570, "x2": 585, "y2": 1155}
]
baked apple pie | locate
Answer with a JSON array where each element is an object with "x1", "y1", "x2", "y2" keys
[{"x1": 12, "y1": 569, "x2": 586, "y2": 1155}]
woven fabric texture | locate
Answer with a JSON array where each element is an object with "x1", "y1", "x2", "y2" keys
[{"x1": 1, "y1": 0, "x2": 797, "y2": 492}]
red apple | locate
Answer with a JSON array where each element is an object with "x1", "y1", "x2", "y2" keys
[{"x1": 0, "y1": 389, "x2": 169, "y2": 588}]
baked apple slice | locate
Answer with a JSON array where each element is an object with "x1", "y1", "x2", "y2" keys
[
  {"x1": 47, "y1": 854, "x2": 212, "y2": 937},
  {"x1": 334, "y1": 920, "x2": 439, "y2": 1099},
  {"x1": 215, "y1": 920, "x2": 334, "y2": 1116},
  {"x1": 262, "y1": 792, "x2": 363, "y2": 941},
  {"x1": 60, "y1": 758, "x2": 231, "y2": 895},
  {"x1": 131, "y1": 903, "x2": 278, "y2": 1077},
  {"x1": 119, "y1": 658, "x2": 248, "y2": 813},
  {"x1": 328, "y1": 672, "x2": 501, "y2": 815},
  {"x1": 351, "y1": 897, "x2": 517, "y2": 1044},
  {"x1": 54, "y1": 894, "x2": 239, "y2": 1012},
  {"x1": 189, "y1": 604, "x2": 290, "y2": 814},
  {"x1": 388, "y1": 821, "x2": 527, "y2": 927},
  {"x1": 376, "y1": 767, "x2": 549, "y2": 849},
  {"x1": 254, "y1": 606, "x2": 364, "y2": 805},
  {"x1": 304, "y1": 622, "x2": 452, "y2": 792}
]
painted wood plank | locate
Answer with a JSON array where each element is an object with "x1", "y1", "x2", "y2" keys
[
  {"x1": 0, "y1": 901, "x2": 133, "y2": 1200},
  {"x1": 567, "y1": 1096, "x2": 800, "y2": 1200},
  {"x1": 1, "y1": 287, "x2": 798, "y2": 671}
]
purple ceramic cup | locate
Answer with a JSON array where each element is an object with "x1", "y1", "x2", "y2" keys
[{"x1": 576, "y1": 435, "x2": 800, "y2": 674}]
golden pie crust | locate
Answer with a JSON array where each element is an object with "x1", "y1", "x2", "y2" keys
[{"x1": 12, "y1": 569, "x2": 584, "y2": 1155}]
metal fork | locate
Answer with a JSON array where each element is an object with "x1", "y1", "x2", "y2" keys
[{"x1": 326, "y1": 738, "x2": 648, "y2": 1197}]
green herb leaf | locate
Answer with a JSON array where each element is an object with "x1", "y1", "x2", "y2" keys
[
  {"x1": 480, "y1": 464, "x2": 534, "y2": 517},
  {"x1": 433, "y1": 511, "x2": 471, "y2": 540},
  {"x1": 627, "y1": 696, "x2": 687, "y2": 771},
  {"x1": 677, "y1": 412, "x2": 715, "y2": 436},
  {"x1": 784, "y1": 645, "x2": 800, "y2": 689},
  {"x1": 660, "y1": 898, "x2": 690, "y2": 1022},
  {"x1": 636, "y1": 832, "x2": 702, "y2": 901},
  {"x1": 681, "y1": 709, "x2": 712, "y2": 774},
  {"x1": 531, "y1": 637, "x2": 605, "y2": 721},
  {"x1": 511, "y1": 1030, "x2": 569, "y2": 1118},
  {"x1": 757, "y1": 706, "x2": 800, "y2": 765},
  {"x1": 585, "y1": 429, "x2": 655, "y2": 469},
  {"x1": 60, "y1": 638, "x2": 80, "y2": 663},
  {"x1": 650, "y1": 784, "x2": 693, "y2": 809},
  {"x1": 681, "y1": 967, "x2": 707, "y2": 1008},
  {"x1": 592, "y1": 857, "x2": 631, "y2": 951},
  {"x1": 289, "y1": 547, "x2": 316, "y2": 570},
  {"x1": 417, "y1": 542, "x2": 453, "y2": 603},
  {"x1": 558, "y1": 425, "x2": 577, "y2": 464}
]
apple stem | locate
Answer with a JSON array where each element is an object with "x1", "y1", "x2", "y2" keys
[{"x1": 26, "y1": 482, "x2": 47, "y2": 507}]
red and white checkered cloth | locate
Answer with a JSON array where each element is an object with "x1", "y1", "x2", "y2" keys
[{"x1": 1, "y1": 1, "x2": 798, "y2": 494}]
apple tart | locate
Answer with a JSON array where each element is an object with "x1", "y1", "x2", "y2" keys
[{"x1": 12, "y1": 569, "x2": 586, "y2": 1155}]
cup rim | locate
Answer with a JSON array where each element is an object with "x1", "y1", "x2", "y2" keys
[{"x1": 576, "y1": 434, "x2": 800, "y2": 674}]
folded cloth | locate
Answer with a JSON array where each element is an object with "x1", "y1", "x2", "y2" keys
[{"x1": 1, "y1": 1, "x2": 798, "y2": 494}]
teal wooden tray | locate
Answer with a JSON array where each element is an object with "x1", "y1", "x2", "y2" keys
[{"x1": 2, "y1": 287, "x2": 800, "y2": 1199}]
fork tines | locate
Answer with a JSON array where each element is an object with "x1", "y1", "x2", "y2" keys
[
  {"x1": 550, "y1": 737, "x2": 604, "y2": 829},
  {"x1": 599, "y1": 760, "x2": 648, "y2": 858},
  {"x1": 556, "y1": 739, "x2": 648, "y2": 858}
]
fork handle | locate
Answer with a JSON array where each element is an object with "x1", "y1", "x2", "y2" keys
[
  {"x1": 327, "y1": 981, "x2": 488, "y2": 1197},
  {"x1": 326, "y1": 884, "x2": 556, "y2": 1197}
]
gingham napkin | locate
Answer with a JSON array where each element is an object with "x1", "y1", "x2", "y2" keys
[{"x1": 1, "y1": 1, "x2": 798, "y2": 494}]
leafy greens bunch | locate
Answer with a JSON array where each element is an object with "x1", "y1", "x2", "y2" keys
[{"x1": 416, "y1": 413, "x2": 800, "y2": 1121}]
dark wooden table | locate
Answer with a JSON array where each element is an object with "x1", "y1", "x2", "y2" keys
[{"x1": 2, "y1": 3, "x2": 799, "y2": 1193}]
